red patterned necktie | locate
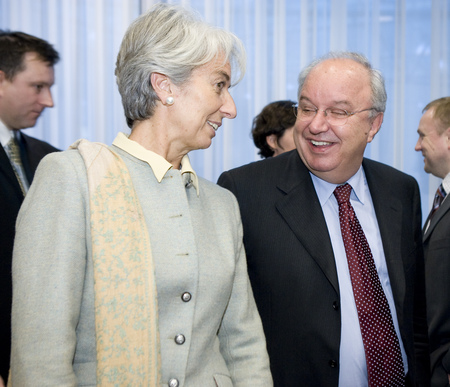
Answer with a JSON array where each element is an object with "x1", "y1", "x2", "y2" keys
[{"x1": 334, "y1": 183, "x2": 405, "y2": 387}]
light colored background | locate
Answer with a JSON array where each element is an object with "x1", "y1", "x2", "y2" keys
[{"x1": 1, "y1": 0, "x2": 449, "y2": 219}]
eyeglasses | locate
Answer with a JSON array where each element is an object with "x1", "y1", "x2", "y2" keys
[{"x1": 293, "y1": 103, "x2": 375, "y2": 125}]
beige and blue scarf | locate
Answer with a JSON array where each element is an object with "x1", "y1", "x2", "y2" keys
[{"x1": 73, "y1": 139, "x2": 161, "y2": 386}]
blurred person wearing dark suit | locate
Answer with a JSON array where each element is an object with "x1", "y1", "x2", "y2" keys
[{"x1": 415, "y1": 97, "x2": 450, "y2": 387}]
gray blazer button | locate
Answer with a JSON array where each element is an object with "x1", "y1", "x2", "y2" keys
[
  {"x1": 169, "y1": 378, "x2": 179, "y2": 387},
  {"x1": 175, "y1": 334, "x2": 185, "y2": 345},
  {"x1": 181, "y1": 292, "x2": 192, "y2": 302}
]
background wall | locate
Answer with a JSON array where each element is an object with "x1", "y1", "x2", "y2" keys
[{"x1": 0, "y1": 0, "x2": 449, "y2": 218}]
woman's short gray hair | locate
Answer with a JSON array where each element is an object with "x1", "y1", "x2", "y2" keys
[
  {"x1": 115, "y1": 3, "x2": 246, "y2": 128},
  {"x1": 297, "y1": 51, "x2": 387, "y2": 117}
]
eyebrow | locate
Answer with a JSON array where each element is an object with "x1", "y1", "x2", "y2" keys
[
  {"x1": 299, "y1": 96, "x2": 313, "y2": 104},
  {"x1": 299, "y1": 95, "x2": 352, "y2": 107},
  {"x1": 216, "y1": 70, "x2": 230, "y2": 82}
]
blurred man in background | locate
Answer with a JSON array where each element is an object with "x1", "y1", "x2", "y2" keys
[{"x1": 415, "y1": 97, "x2": 450, "y2": 387}]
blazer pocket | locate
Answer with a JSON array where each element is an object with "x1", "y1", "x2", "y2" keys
[{"x1": 214, "y1": 373, "x2": 233, "y2": 387}]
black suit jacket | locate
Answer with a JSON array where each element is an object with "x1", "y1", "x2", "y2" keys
[
  {"x1": 0, "y1": 132, "x2": 59, "y2": 381},
  {"x1": 423, "y1": 189, "x2": 450, "y2": 387},
  {"x1": 218, "y1": 150, "x2": 430, "y2": 387}
]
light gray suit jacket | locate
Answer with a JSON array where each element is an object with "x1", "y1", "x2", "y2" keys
[{"x1": 10, "y1": 146, "x2": 272, "y2": 387}]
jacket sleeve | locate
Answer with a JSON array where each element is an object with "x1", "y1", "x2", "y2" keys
[
  {"x1": 216, "y1": 187, "x2": 273, "y2": 387},
  {"x1": 9, "y1": 151, "x2": 89, "y2": 386}
]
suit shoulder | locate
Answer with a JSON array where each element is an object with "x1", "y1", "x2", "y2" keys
[
  {"x1": 199, "y1": 176, "x2": 239, "y2": 202},
  {"x1": 21, "y1": 133, "x2": 60, "y2": 154},
  {"x1": 37, "y1": 148, "x2": 85, "y2": 174},
  {"x1": 220, "y1": 150, "x2": 294, "y2": 180},
  {"x1": 363, "y1": 158, "x2": 418, "y2": 185}
]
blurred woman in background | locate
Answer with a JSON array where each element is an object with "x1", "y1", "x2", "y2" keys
[{"x1": 251, "y1": 100, "x2": 297, "y2": 158}]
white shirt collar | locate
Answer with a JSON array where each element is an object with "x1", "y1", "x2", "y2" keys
[
  {"x1": 0, "y1": 120, "x2": 15, "y2": 147},
  {"x1": 311, "y1": 166, "x2": 367, "y2": 207},
  {"x1": 442, "y1": 172, "x2": 450, "y2": 197}
]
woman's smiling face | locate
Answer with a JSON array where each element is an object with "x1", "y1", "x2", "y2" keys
[{"x1": 170, "y1": 55, "x2": 237, "y2": 153}]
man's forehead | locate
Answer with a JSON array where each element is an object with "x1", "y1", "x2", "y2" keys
[
  {"x1": 22, "y1": 52, "x2": 52, "y2": 68},
  {"x1": 311, "y1": 58, "x2": 368, "y2": 79},
  {"x1": 13, "y1": 57, "x2": 55, "y2": 85},
  {"x1": 302, "y1": 61, "x2": 371, "y2": 104}
]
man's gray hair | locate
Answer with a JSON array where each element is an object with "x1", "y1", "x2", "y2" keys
[{"x1": 297, "y1": 51, "x2": 387, "y2": 117}]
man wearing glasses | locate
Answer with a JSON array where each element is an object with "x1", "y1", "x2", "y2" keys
[{"x1": 218, "y1": 52, "x2": 430, "y2": 387}]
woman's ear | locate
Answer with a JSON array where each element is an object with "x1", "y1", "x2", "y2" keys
[{"x1": 150, "y1": 72, "x2": 173, "y2": 105}]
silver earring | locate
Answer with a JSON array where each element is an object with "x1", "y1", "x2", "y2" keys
[{"x1": 166, "y1": 96, "x2": 174, "y2": 105}]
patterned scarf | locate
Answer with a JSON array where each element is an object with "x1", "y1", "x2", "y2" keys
[{"x1": 72, "y1": 139, "x2": 161, "y2": 386}]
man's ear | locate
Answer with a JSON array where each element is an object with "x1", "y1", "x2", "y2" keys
[
  {"x1": 367, "y1": 112, "x2": 383, "y2": 143},
  {"x1": 445, "y1": 126, "x2": 450, "y2": 150},
  {"x1": 150, "y1": 72, "x2": 173, "y2": 104},
  {"x1": 0, "y1": 70, "x2": 7, "y2": 97}
]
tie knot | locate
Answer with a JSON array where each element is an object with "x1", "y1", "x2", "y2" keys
[
  {"x1": 7, "y1": 136, "x2": 16, "y2": 147},
  {"x1": 6, "y1": 137, "x2": 21, "y2": 160},
  {"x1": 334, "y1": 183, "x2": 352, "y2": 205},
  {"x1": 437, "y1": 183, "x2": 446, "y2": 199},
  {"x1": 432, "y1": 183, "x2": 446, "y2": 213}
]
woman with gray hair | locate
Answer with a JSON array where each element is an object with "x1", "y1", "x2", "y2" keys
[{"x1": 9, "y1": 3, "x2": 272, "y2": 386}]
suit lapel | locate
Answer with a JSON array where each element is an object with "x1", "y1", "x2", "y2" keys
[
  {"x1": 275, "y1": 153, "x2": 339, "y2": 294},
  {"x1": 19, "y1": 133, "x2": 36, "y2": 183},
  {"x1": 271, "y1": 156, "x2": 407, "y2": 302},
  {"x1": 363, "y1": 160, "x2": 406, "y2": 314},
  {"x1": 423, "y1": 195, "x2": 450, "y2": 242},
  {"x1": 0, "y1": 144, "x2": 24, "y2": 197}
]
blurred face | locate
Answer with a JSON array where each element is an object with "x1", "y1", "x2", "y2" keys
[
  {"x1": 415, "y1": 108, "x2": 450, "y2": 178},
  {"x1": 294, "y1": 59, "x2": 382, "y2": 184},
  {"x1": 170, "y1": 55, "x2": 236, "y2": 153},
  {"x1": 0, "y1": 52, "x2": 55, "y2": 130}
]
